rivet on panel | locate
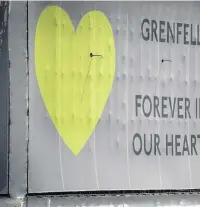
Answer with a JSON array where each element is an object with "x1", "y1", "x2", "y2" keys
[
  {"x1": 89, "y1": 25, "x2": 92, "y2": 31},
  {"x1": 123, "y1": 28, "x2": 126, "y2": 35},
  {"x1": 130, "y1": 28, "x2": 134, "y2": 36},
  {"x1": 98, "y1": 117, "x2": 101, "y2": 123},
  {"x1": 108, "y1": 112, "x2": 111, "y2": 122},
  {"x1": 115, "y1": 139, "x2": 119, "y2": 148},
  {"x1": 117, "y1": 73, "x2": 120, "y2": 81},
  {"x1": 88, "y1": 73, "x2": 92, "y2": 79},
  {"x1": 108, "y1": 44, "x2": 112, "y2": 52},
  {"x1": 89, "y1": 140, "x2": 93, "y2": 152},
  {"x1": 72, "y1": 113, "x2": 75, "y2": 121},
  {"x1": 123, "y1": 122, "x2": 126, "y2": 129},
  {"x1": 55, "y1": 115, "x2": 58, "y2": 123},
  {"x1": 123, "y1": 72, "x2": 126, "y2": 79},
  {"x1": 60, "y1": 71, "x2": 64, "y2": 79},
  {"x1": 131, "y1": 74, "x2": 134, "y2": 80},
  {"x1": 122, "y1": 100, "x2": 126, "y2": 108},
  {"x1": 129, "y1": 57, "x2": 133, "y2": 66},
  {"x1": 62, "y1": 21, "x2": 66, "y2": 28},
  {"x1": 89, "y1": 13, "x2": 92, "y2": 21},
  {"x1": 100, "y1": 71, "x2": 103, "y2": 77},
  {"x1": 45, "y1": 114, "x2": 48, "y2": 120},
  {"x1": 116, "y1": 27, "x2": 120, "y2": 35}
]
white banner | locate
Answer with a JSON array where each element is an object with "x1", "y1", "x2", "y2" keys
[{"x1": 28, "y1": 1, "x2": 200, "y2": 192}]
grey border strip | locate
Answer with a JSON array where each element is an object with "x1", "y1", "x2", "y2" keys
[
  {"x1": 9, "y1": 1, "x2": 28, "y2": 198},
  {"x1": 0, "y1": 1, "x2": 9, "y2": 195},
  {"x1": 27, "y1": 193, "x2": 200, "y2": 207}
]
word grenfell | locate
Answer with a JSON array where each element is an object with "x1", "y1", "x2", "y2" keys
[
  {"x1": 135, "y1": 95, "x2": 191, "y2": 118},
  {"x1": 141, "y1": 18, "x2": 200, "y2": 45}
]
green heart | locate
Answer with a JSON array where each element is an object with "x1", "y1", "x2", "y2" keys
[{"x1": 35, "y1": 6, "x2": 115, "y2": 155}]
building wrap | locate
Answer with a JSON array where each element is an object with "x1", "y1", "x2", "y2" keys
[{"x1": 1, "y1": 1, "x2": 200, "y2": 206}]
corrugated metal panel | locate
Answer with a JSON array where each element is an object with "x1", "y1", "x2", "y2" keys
[{"x1": 28, "y1": 1, "x2": 200, "y2": 193}]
